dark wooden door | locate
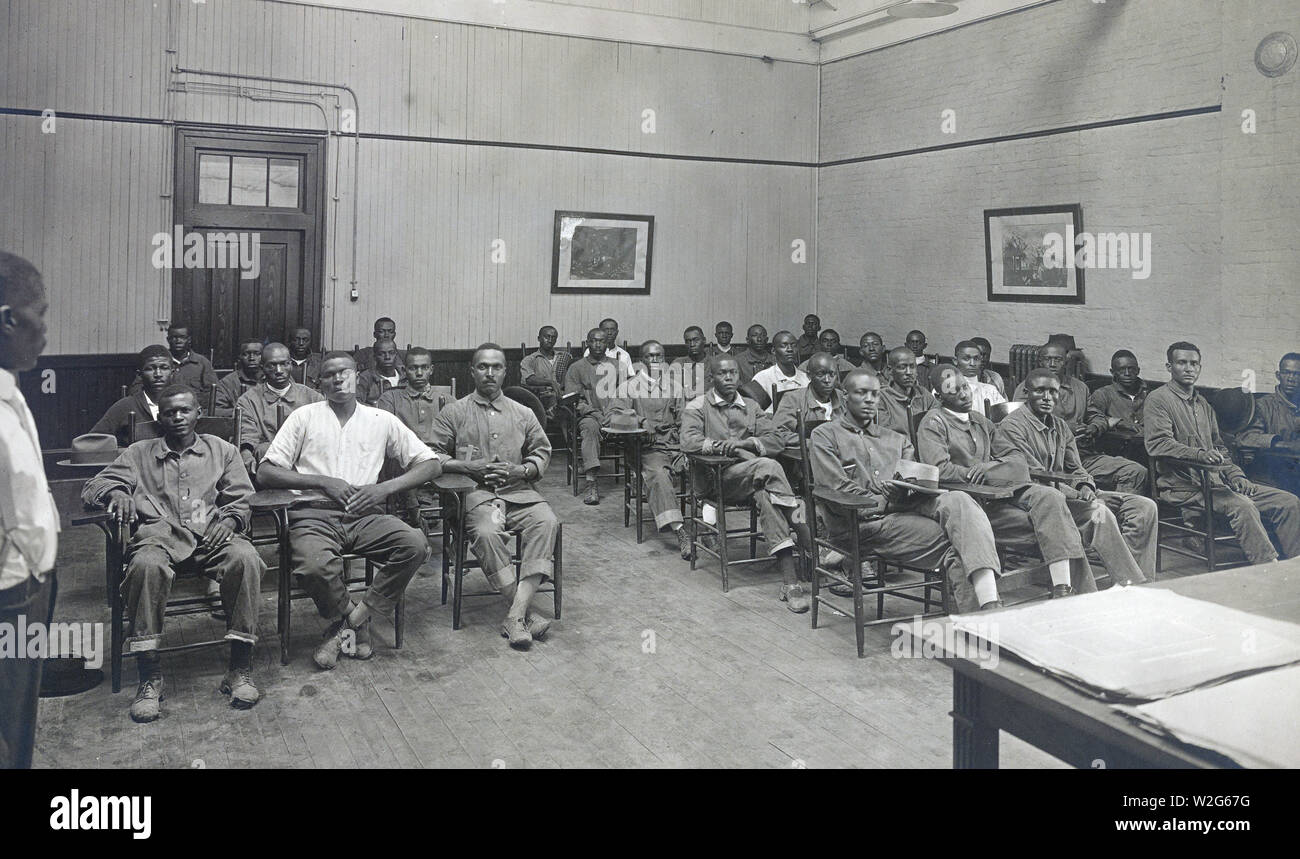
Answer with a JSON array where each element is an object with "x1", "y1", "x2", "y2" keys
[{"x1": 174, "y1": 129, "x2": 326, "y2": 368}]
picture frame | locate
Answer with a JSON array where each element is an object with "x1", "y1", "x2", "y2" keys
[
  {"x1": 984, "y1": 204, "x2": 1085, "y2": 304},
  {"x1": 551, "y1": 210, "x2": 654, "y2": 295}
]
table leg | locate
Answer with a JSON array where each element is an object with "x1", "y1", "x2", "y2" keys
[
  {"x1": 277, "y1": 509, "x2": 291, "y2": 666},
  {"x1": 952, "y1": 671, "x2": 1000, "y2": 769}
]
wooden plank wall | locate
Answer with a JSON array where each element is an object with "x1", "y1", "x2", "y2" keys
[{"x1": 1, "y1": 0, "x2": 819, "y2": 358}]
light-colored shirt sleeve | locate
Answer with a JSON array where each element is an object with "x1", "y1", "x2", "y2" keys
[
  {"x1": 383, "y1": 411, "x2": 438, "y2": 469},
  {"x1": 261, "y1": 404, "x2": 308, "y2": 470}
]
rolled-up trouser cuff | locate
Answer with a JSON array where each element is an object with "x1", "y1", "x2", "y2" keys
[
  {"x1": 770, "y1": 492, "x2": 799, "y2": 509},
  {"x1": 223, "y1": 630, "x2": 257, "y2": 646},
  {"x1": 769, "y1": 537, "x2": 796, "y2": 555},
  {"x1": 125, "y1": 634, "x2": 161, "y2": 654},
  {"x1": 518, "y1": 560, "x2": 553, "y2": 583},
  {"x1": 655, "y1": 509, "x2": 684, "y2": 530}
]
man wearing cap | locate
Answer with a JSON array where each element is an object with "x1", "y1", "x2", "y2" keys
[
  {"x1": 916, "y1": 366, "x2": 1100, "y2": 598},
  {"x1": 212, "y1": 339, "x2": 263, "y2": 417},
  {"x1": 92, "y1": 345, "x2": 175, "y2": 446},
  {"x1": 876, "y1": 346, "x2": 936, "y2": 438},
  {"x1": 0, "y1": 251, "x2": 59, "y2": 767},
  {"x1": 82, "y1": 384, "x2": 266, "y2": 722},
  {"x1": 681, "y1": 354, "x2": 808, "y2": 612},
  {"x1": 236, "y1": 342, "x2": 324, "y2": 476},
  {"x1": 809, "y1": 369, "x2": 1006, "y2": 612},
  {"x1": 994, "y1": 367, "x2": 1156, "y2": 583}
]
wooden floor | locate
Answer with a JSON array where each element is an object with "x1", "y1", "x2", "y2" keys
[{"x1": 34, "y1": 468, "x2": 1209, "y2": 769}]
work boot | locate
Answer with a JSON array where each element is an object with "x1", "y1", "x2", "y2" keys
[
  {"x1": 676, "y1": 528, "x2": 693, "y2": 560},
  {"x1": 220, "y1": 668, "x2": 261, "y2": 709},
  {"x1": 129, "y1": 675, "x2": 164, "y2": 723},
  {"x1": 780, "y1": 583, "x2": 810, "y2": 613},
  {"x1": 313, "y1": 619, "x2": 349, "y2": 670},
  {"x1": 583, "y1": 482, "x2": 600, "y2": 505},
  {"x1": 979, "y1": 599, "x2": 1006, "y2": 611},
  {"x1": 525, "y1": 613, "x2": 552, "y2": 640},
  {"x1": 1050, "y1": 583, "x2": 1075, "y2": 600},
  {"x1": 501, "y1": 615, "x2": 533, "y2": 649},
  {"x1": 344, "y1": 620, "x2": 373, "y2": 660}
]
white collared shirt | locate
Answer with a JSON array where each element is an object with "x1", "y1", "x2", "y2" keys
[
  {"x1": 582, "y1": 344, "x2": 634, "y2": 378},
  {"x1": 142, "y1": 391, "x2": 159, "y2": 421},
  {"x1": 751, "y1": 364, "x2": 809, "y2": 413},
  {"x1": 965, "y1": 377, "x2": 1006, "y2": 417},
  {"x1": 262, "y1": 400, "x2": 438, "y2": 486},
  {"x1": 0, "y1": 369, "x2": 60, "y2": 587}
]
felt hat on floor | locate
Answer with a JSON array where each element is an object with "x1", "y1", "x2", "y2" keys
[{"x1": 56, "y1": 433, "x2": 121, "y2": 468}]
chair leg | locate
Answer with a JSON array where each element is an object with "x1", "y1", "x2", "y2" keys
[
  {"x1": 440, "y1": 519, "x2": 450, "y2": 606},
  {"x1": 851, "y1": 529, "x2": 865, "y2": 659},
  {"x1": 689, "y1": 472, "x2": 699, "y2": 572},
  {"x1": 452, "y1": 499, "x2": 467, "y2": 630},
  {"x1": 110, "y1": 551, "x2": 124, "y2": 694},
  {"x1": 749, "y1": 505, "x2": 758, "y2": 559},
  {"x1": 715, "y1": 468, "x2": 730, "y2": 592},
  {"x1": 553, "y1": 524, "x2": 563, "y2": 619},
  {"x1": 394, "y1": 595, "x2": 405, "y2": 649}
]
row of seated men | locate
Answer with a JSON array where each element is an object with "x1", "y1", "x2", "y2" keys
[
  {"x1": 552, "y1": 321, "x2": 1300, "y2": 610},
  {"x1": 80, "y1": 342, "x2": 558, "y2": 725}
]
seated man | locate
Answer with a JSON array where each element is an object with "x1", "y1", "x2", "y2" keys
[
  {"x1": 258, "y1": 352, "x2": 443, "y2": 669},
  {"x1": 236, "y1": 342, "x2": 324, "y2": 475},
  {"x1": 796, "y1": 329, "x2": 856, "y2": 377},
  {"x1": 564, "y1": 326, "x2": 635, "y2": 505},
  {"x1": 709, "y1": 321, "x2": 736, "y2": 357},
  {"x1": 955, "y1": 339, "x2": 1005, "y2": 417},
  {"x1": 994, "y1": 368, "x2": 1156, "y2": 584},
  {"x1": 1145, "y1": 342, "x2": 1300, "y2": 564},
  {"x1": 876, "y1": 346, "x2": 936, "y2": 437},
  {"x1": 520, "y1": 325, "x2": 571, "y2": 417},
  {"x1": 629, "y1": 341, "x2": 691, "y2": 558},
  {"x1": 858, "y1": 332, "x2": 886, "y2": 374},
  {"x1": 288, "y1": 327, "x2": 323, "y2": 388},
  {"x1": 355, "y1": 338, "x2": 405, "y2": 406},
  {"x1": 376, "y1": 346, "x2": 443, "y2": 442},
  {"x1": 970, "y1": 337, "x2": 1006, "y2": 397},
  {"x1": 353, "y1": 317, "x2": 406, "y2": 373},
  {"x1": 810, "y1": 369, "x2": 1007, "y2": 612},
  {"x1": 1236, "y1": 352, "x2": 1300, "y2": 498},
  {"x1": 1084, "y1": 349, "x2": 1149, "y2": 438},
  {"x1": 1015, "y1": 340, "x2": 1147, "y2": 494},
  {"x1": 81, "y1": 385, "x2": 265, "y2": 721},
  {"x1": 734, "y1": 324, "x2": 775, "y2": 384},
  {"x1": 163, "y1": 324, "x2": 219, "y2": 401},
  {"x1": 681, "y1": 355, "x2": 808, "y2": 612},
  {"x1": 213, "y1": 339, "x2": 263, "y2": 416},
  {"x1": 583, "y1": 317, "x2": 634, "y2": 377},
  {"x1": 750, "y1": 330, "x2": 808, "y2": 413},
  {"x1": 92, "y1": 345, "x2": 173, "y2": 445},
  {"x1": 795, "y1": 314, "x2": 821, "y2": 363},
  {"x1": 774, "y1": 352, "x2": 845, "y2": 447},
  {"x1": 905, "y1": 329, "x2": 935, "y2": 392},
  {"x1": 917, "y1": 367, "x2": 1106, "y2": 597},
  {"x1": 669, "y1": 325, "x2": 711, "y2": 399},
  {"x1": 429, "y1": 344, "x2": 558, "y2": 648}
]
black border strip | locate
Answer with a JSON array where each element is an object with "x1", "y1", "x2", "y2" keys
[{"x1": 1, "y1": 103, "x2": 1221, "y2": 168}]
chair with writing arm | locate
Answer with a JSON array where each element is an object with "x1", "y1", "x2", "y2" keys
[
  {"x1": 1147, "y1": 456, "x2": 1246, "y2": 574},
  {"x1": 794, "y1": 411, "x2": 949, "y2": 658}
]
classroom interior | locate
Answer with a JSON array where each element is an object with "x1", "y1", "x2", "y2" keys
[{"x1": 4, "y1": 0, "x2": 1298, "y2": 769}]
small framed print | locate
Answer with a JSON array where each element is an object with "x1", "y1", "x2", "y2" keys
[
  {"x1": 985, "y1": 204, "x2": 1085, "y2": 304},
  {"x1": 551, "y1": 211, "x2": 654, "y2": 295}
]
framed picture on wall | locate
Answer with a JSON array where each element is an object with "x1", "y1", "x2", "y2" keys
[
  {"x1": 984, "y1": 204, "x2": 1085, "y2": 304},
  {"x1": 551, "y1": 211, "x2": 654, "y2": 295}
]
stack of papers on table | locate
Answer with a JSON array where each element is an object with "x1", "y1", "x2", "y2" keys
[{"x1": 950, "y1": 587, "x2": 1300, "y2": 701}]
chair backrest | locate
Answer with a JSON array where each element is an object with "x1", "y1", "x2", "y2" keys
[
  {"x1": 739, "y1": 379, "x2": 769, "y2": 411},
  {"x1": 425, "y1": 381, "x2": 456, "y2": 408},
  {"x1": 988, "y1": 401, "x2": 1022, "y2": 424},
  {"x1": 794, "y1": 411, "x2": 828, "y2": 545},
  {"x1": 504, "y1": 386, "x2": 547, "y2": 426},
  {"x1": 906, "y1": 407, "x2": 926, "y2": 450},
  {"x1": 128, "y1": 408, "x2": 241, "y2": 444}
]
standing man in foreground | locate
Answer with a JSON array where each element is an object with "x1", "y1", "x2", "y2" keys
[
  {"x1": 258, "y1": 352, "x2": 443, "y2": 669},
  {"x1": 0, "y1": 252, "x2": 58, "y2": 767},
  {"x1": 429, "y1": 344, "x2": 559, "y2": 648}
]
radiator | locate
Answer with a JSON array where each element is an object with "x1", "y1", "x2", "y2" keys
[{"x1": 1008, "y1": 344, "x2": 1040, "y2": 391}]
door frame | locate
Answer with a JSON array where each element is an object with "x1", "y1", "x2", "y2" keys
[{"x1": 173, "y1": 127, "x2": 328, "y2": 355}]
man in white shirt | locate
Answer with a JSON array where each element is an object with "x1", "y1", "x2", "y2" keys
[
  {"x1": 583, "y1": 317, "x2": 634, "y2": 377},
  {"x1": 258, "y1": 352, "x2": 443, "y2": 670},
  {"x1": 955, "y1": 340, "x2": 1006, "y2": 417},
  {"x1": 750, "y1": 330, "x2": 808, "y2": 413},
  {"x1": 0, "y1": 252, "x2": 58, "y2": 769}
]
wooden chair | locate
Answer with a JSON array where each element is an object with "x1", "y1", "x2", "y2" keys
[
  {"x1": 127, "y1": 409, "x2": 241, "y2": 445},
  {"x1": 431, "y1": 474, "x2": 563, "y2": 630},
  {"x1": 793, "y1": 412, "x2": 947, "y2": 658},
  {"x1": 1148, "y1": 456, "x2": 1244, "y2": 573},
  {"x1": 557, "y1": 396, "x2": 626, "y2": 494},
  {"x1": 686, "y1": 450, "x2": 780, "y2": 592}
]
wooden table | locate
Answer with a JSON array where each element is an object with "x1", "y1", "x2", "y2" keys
[{"x1": 936, "y1": 560, "x2": 1300, "y2": 768}]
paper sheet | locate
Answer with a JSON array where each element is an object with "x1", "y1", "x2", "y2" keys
[
  {"x1": 951, "y1": 586, "x2": 1300, "y2": 701},
  {"x1": 1119, "y1": 665, "x2": 1300, "y2": 768}
]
